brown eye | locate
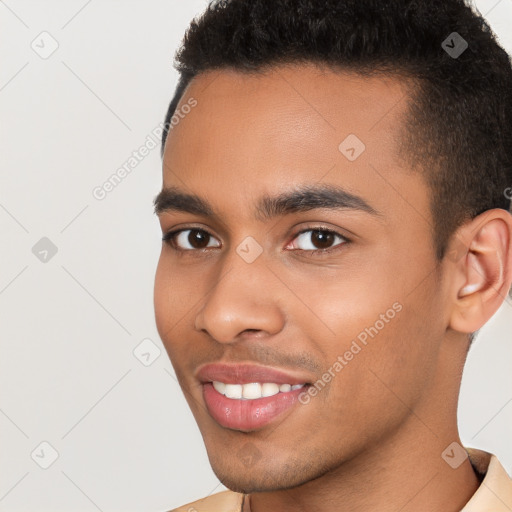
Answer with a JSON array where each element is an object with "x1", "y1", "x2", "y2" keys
[
  {"x1": 163, "y1": 229, "x2": 220, "y2": 250},
  {"x1": 310, "y1": 230, "x2": 336, "y2": 249},
  {"x1": 185, "y1": 230, "x2": 210, "y2": 249},
  {"x1": 290, "y1": 228, "x2": 347, "y2": 252}
]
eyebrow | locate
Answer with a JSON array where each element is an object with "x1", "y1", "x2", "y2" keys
[{"x1": 153, "y1": 183, "x2": 381, "y2": 221}]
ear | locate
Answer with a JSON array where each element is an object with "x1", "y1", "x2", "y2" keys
[{"x1": 448, "y1": 209, "x2": 512, "y2": 334}]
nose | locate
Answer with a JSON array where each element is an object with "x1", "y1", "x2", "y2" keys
[{"x1": 194, "y1": 250, "x2": 286, "y2": 343}]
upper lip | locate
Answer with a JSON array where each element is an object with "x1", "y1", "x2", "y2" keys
[{"x1": 196, "y1": 362, "x2": 312, "y2": 385}]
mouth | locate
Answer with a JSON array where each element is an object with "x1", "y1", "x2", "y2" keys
[
  {"x1": 196, "y1": 363, "x2": 313, "y2": 431},
  {"x1": 211, "y1": 380, "x2": 306, "y2": 398}
]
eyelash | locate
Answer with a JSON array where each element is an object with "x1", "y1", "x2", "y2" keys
[{"x1": 161, "y1": 225, "x2": 350, "y2": 257}]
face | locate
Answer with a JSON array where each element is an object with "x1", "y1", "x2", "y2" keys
[{"x1": 154, "y1": 63, "x2": 451, "y2": 493}]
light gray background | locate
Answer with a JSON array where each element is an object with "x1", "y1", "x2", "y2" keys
[{"x1": 0, "y1": 1, "x2": 511, "y2": 511}]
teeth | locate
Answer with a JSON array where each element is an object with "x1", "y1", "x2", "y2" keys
[
  {"x1": 261, "y1": 382, "x2": 279, "y2": 397},
  {"x1": 242, "y1": 382, "x2": 262, "y2": 399},
  {"x1": 211, "y1": 381, "x2": 306, "y2": 400},
  {"x1": 224, "y1": 383, "x2": 242, "y2": 399},
  {"x1": 212, "y1": 381, "x2": 226, "y2": 394}
]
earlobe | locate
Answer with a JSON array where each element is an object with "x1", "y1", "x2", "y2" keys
[{"x1": 448, "y1": 210, "x2": 512, "y2": 334}]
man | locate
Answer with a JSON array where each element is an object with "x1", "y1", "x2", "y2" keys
[{"x1": 153, "y1": 0, "x2": 512, "y2": 510}]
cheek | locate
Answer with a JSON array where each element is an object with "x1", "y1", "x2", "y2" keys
[
  {"x1": 291, "y1": 265, "x2": 399, "y2": 344},
  {"x1": 154, "y1": 254, "x2": 216, "y2": 379},
  {"x1": 154, "y1": 256, "x2": 172, "y2": 337},
  {"x1": 293, "y1": 262, "x2": 436, "y2": 404},
  {"x1": 153, "y1": 255, "x2": 192, "y2": 354}
]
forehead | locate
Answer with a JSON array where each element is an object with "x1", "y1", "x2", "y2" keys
[
  {"x1": 169, "y1": 62, "x2": 412, "y2": 142},
  {"x1": 162, "y1": 63, "x2": 429, "y2": 228}
]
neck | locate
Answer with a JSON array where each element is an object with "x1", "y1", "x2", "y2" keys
[
  {"x1": 246, "y1": 339, "x2": 480, "y2": 512},
  {"x1": 246, "y1": 422, "x2": 479, "y2": 512}
]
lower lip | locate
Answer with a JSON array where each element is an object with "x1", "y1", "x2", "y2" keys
[{"x1": 202, "y1": 383, "x2": 308, "y2": 431}]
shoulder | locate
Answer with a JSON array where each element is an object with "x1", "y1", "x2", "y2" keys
[{"x1": 167, "y1": 490, "x2": 245, "y2": 512}]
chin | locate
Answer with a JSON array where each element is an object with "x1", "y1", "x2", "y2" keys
[
  {"x1": 208, "y1": 452, "x2": 320, "y2": 494},
  {"x1": 213, "y1": 471, "x2": 298, "y2": 494}
]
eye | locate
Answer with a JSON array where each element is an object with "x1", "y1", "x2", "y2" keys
[
  {"x1": 287, "y1": 227, "x2": 349, "y2": 254},
  {"x1": 162, "y1": 225, "x2": 349, "y2": 255},
  {"x1": 162, "y1": 228, "x2": 220, "y2": 251}
]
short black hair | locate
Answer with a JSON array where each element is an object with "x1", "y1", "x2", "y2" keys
[{"x1": 161, "y1": 0, "x2": 512, "y2": 266}]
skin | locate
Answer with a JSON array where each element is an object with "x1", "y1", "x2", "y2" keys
[{"x1": 154, "y1": 63, "x2": 512, "y2": 512}]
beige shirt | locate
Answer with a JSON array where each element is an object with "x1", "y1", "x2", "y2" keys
[{"x1": 169, "y1": 447, "x2": 512, "y2": 512}]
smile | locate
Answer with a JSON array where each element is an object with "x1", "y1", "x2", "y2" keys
[
  {"x1": 212, "y1": 381, "x2": 306, "y2": 400},
  {"x1": 202, "y1": 381, "x2": 310, "y2": 431},
  {"x1": 196, "y1": 362, "x2": 313, "y2": 431}
]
